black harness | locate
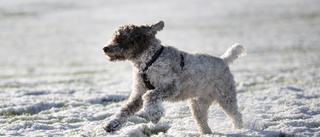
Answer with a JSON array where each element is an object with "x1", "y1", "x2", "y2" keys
[{"x1": 141, "y1": 46, "x2": 185, "y2": 90}]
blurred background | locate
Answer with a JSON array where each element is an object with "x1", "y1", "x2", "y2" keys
[
  {"x1": 1, "y1": 0, "x2": 319, "y2": 90},
  {"x1": 1, "y1": 0, "x2": 319, "y2": 67}
]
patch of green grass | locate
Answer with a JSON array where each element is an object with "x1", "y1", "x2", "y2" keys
[
  {"x1": 0, "y1": 111, "x2": 32, "y2": 117},
  {"x1": 69, "y1": 129, "x2": 79, "y2": 136},
  {"x1": 143, "y1": 126, "x2": 169, "y2": 136},
  {"x1": 6, "y1": 115, "x2": 36, "y2": 124},
  {"x1": 80, "y1": 133, "x2": 97, "y2": 137},
  {"x1": 278, "y1": 131, "x2": 295, "y2": 137},
  {"x1": 139, "y1": 115, "x2": 149, "y2": 121}
]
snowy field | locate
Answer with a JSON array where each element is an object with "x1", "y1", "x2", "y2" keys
[{"x1": 1, "y1": 0, "x2": 320, "y2": 136}]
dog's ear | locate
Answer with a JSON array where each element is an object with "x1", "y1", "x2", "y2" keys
[
  {"x1": 150, "y1": 21, "x2": 164, "y2": 32},
  {"x1": 146, "y1": 21, "x2": 164, "y2": 35}
]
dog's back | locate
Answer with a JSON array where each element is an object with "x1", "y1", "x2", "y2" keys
[{"x1": 166, "y1": 50, "x2": 233, "y2": 101}]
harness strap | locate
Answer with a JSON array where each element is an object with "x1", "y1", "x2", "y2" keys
[
  {"x1": 142, "y1": 72, "x2": 156, "y2": 89},
  {"x1": 143, "y1": 46, "x2": 164, "y2": 72},
  {"x1": 141, "y1": 46, "x2": 185, "y2": 90},
  {"x1": 141, "y1": 46, "x2": 164, "y2": 90},
  {"x1": 180, "y1": 53, "x2": 185, "y2": 69}
]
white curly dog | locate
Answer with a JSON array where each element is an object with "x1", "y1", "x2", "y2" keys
[{"x1": 103, "y1": 21, "x2": 246, "y2": 134}]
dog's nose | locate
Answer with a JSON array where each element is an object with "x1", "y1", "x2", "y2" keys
[{"x1": 103, "y1": 47, "x2": 109, "y2": 52}]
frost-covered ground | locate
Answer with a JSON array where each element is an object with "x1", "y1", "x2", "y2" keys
[{"x1": 1, "y1": 0, "x2": 320, "y2": 136}]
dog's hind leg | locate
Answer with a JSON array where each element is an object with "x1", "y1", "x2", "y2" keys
[
  {"x1": 216, "y1": 91, "x2": 243, "y2": 129},
  {"x1": 189, "y1": 98, "x2": 213, "y2": 134}
]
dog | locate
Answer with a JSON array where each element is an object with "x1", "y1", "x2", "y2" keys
[{"x1": 102, "y1": 21, "x2": 246, "y2": 134}]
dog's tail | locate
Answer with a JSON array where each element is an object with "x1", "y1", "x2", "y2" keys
[{"x1": 220, "y1": 43, "x2": 246, "y2": 65}]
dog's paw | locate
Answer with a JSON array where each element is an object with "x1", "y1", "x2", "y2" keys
[
  {"x1": 149, "y1": 111, "x2": 163, "y2": 124},
  {"x1": 145, "y1": 105, "x2": 164, "y2": 124},
  {"x1": 103, "y1": 119, "x2": 122, "y2": 132},
  {"x1": 234, "y1": 122, "x2": 243, "y2": 129}
]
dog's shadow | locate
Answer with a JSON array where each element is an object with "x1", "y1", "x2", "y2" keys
[
  {"x1": 211, "y1": 120, "x2": 292, "y2": 137},
  {"x1": 214, "y1": 129, "x2": 291, "y2": 137}
]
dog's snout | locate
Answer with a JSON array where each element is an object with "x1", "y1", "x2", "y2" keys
[{"x1": 103, "y1": 46, "x2": 109, "y2": 52}]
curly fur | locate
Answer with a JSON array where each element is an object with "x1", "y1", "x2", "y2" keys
[{"x1": 102, "y1": 21, "x2": 245, "y2": 134}]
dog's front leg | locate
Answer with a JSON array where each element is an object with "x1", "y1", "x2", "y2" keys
[
  {"x1": 104, "y1": 96, "x2": 143, "y2": 132},
  {"x1": 142, "y1": 84, "x2": 176, "y2": 124},
  {"x1": 104, "y1": 77, "x2": 146, "y2": 132},
  {"x1": 142, "y1": 89, "x2": 164, "y2": 124}
]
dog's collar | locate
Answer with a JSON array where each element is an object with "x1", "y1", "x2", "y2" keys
[{"x1": 142, "y1": 46, "x2": 164, "y2": 72}]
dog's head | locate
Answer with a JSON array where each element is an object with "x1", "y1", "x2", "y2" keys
[{"x1": 103, "y1": 21, "x2": 164, "y2": 61}]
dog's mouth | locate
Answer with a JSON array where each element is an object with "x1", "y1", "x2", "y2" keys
[
  {"x1": 104, "y1": 52, "x2": 125, "y2": 61},
  {"x1": 104, "y1": 53, "x2": 116, "y2": 61}
]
